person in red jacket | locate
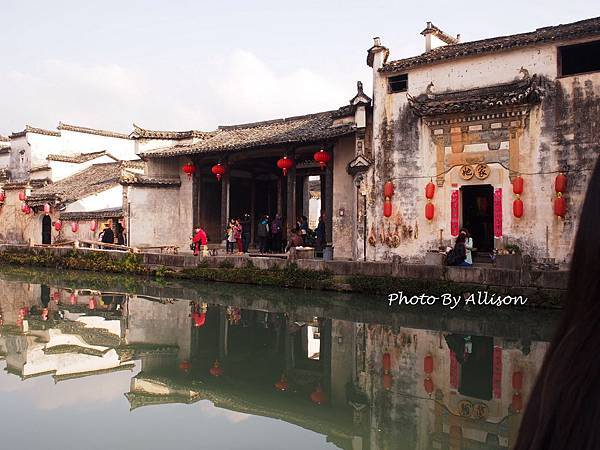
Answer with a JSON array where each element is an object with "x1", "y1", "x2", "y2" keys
[{"x1": 192, "y1": 227, "x2": 208, "y2": 256}]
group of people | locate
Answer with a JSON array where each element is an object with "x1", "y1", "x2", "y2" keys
[
  {"x1": 98, "y1": 222, "x2": 126, "y2": 246},
  {"x1": 225, "y1": 218, "x2": 246, "y2": 255}
]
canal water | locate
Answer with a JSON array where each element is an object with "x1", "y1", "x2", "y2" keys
[{"x1": 0, "y1": 267, "x2": 560, "y2": 450}]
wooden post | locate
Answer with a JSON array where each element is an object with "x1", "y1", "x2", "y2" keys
[
  {"x1": 324, "y1": 145, "x2": 334, "y2": 244},
  {"x1": 220, "y1": 170, "x2": 230, "y2": 244},
  {"x1": 286, "y1": 150, "x2": 296, "y2": 232},
  {"x1": 250, "y1": 177, "x2": 256, "y2": 247}
]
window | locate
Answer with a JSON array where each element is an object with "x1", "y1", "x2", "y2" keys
[
  {"x1": 388, "y1": 74, "x2": 408, "y2": 93},
  {"x1": 559, "y1": 40, "x2": 600, "y2": 77}
]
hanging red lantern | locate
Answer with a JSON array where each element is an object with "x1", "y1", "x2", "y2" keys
[
  {"x1": 383, "y1": 352, "x2": 391, "y2": 373},
  {"x1": 209, "y1": 360, "x2": 223, "y2": 377},
  {"x1": 554, "y1": 195, "x2": 566, "y2": 218},
  {"x1": 512, "y1": 392, "x2": 523, "y2": 413},
  {"x1": 512, "y1": 371, "x2": 523, "y2": 391},
  {"x1": 425, "y1": 202, "x2": 435, "y2": 221},
  {"x1": 277, "y1": 156, "x2": 294, "y2": 176},
  {"x1": 179, "y1": 360, "x2": 191, "y2": 372},
  {"x1": 69, "y1": 292, "x2": 77, "y2": 305},
  {"x1": 424, "y1": 354, "x2": 434, "y2": 374},
  {"x1": 313, "y1": 149, "x2": 331, "y2": 170},
  {"x1": 182, "y1": 162, "x2": 197, "y2": 179},
  {"x1": 211, "y1": 163, "x2": 225, "y2": 181},
  {"x1": 274, "y1": 375, "x2": 289, "y2": 392},
  {"x1": 513, "y1": 198, "x2": 524, "y2": 218},
  {"x1": 425, "y1": 181, "x2": 435, "y2": 200},
  {"x1": 0, "y1": 191, "x2": 5, "y2": 203},
  {"x1": 18, "y1": 191, "x2": 27, "y2": 201},
  {"x1": 512, "y1": 176, "x2": 524, "y2": 195},
  {"x1": 43, "y1": 203, "x2": 51, "y2": 215},
  {"x1": 383, "y1": 373, "x2": 393, "y2": 391},
  {"x1": 54, "y1": 220, "x2": 62, "y2": 231},
  {"x1": 310, "y1": 385, "x2": 327, "y2": 405},
  {"x1": 384, "y1": 181, "x2": 395, "y2": 198},
  {"x1": 88, "y1": 297, "x2": 97, "y2": 310},
  {"x1": 90, "y1": 220, "x2": 97, "y2": 232},
  {"x1": 71, "y1": 222, "x2": 79, "y2": 233},
  {"x1": 52, "y1": 291, "x2": 61, "y2": 303},
  {"x1": 21, "y1": 204, "x2": 31, "y2": 214},
  {"x1": 192, "y1": 311, "x2": 206, "y2": 328},
  {"x1": 555, "y1": 173, "x2": 567, "y2": 194},
  {"x1": 383, "y1": 200, "x2": 392, "y2": 218},
  {"x1": 424, "y1": 377, "x2": 434, "y2": 395}
]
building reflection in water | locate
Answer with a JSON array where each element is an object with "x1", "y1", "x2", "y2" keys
[{"x1": 0, "y1": 277, "x2": 556, "y2": 450}]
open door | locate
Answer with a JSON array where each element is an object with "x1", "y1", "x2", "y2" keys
[
  {"x1": 460, "y1": 185, "x2": 494, "y2": 253},
  {"x1": 42, "y1": 215, "x2": 52, "y2": 245}
]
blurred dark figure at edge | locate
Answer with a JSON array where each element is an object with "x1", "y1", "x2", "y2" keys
[{"x1": 515, "y1": 156, "x2": 600, "y2": 450}]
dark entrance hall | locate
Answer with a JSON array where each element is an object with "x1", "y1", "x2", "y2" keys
[{"x1": 461, "y1": 184, "x2": 494, "y2": 253}]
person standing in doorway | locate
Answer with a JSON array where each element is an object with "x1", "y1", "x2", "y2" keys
[
  {"x1": 100, "y1": 224, "x2": 114, "y2": 248},
  {"x1": 257, "y1": 215, "x2": 269, "y2": 254},
  {"x1": 234, "y1": 219, "x2": 243, "y2": 255},
  {"x1": 299, "y1": 216, "x2": 309, "y2": 245},
  {"x1": 241, "y1": 213, "x2": 251, "y2": 253},
  {"x1": 271, "y1": 214, "x2": 283, "y2": 253},
  {"x1": 226, "y1": 219, "x2": 236, "y2": 253},
  {"x1": 116, "y1": 222, "x2": 125, "y2": 245},
  {"x1": 315, "y1": 213, "x2": 325, "y2": 251}
]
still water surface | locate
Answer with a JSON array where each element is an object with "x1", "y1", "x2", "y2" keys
[{"x1": 0, "y1": 268, "x2": 559, "y2": 450}]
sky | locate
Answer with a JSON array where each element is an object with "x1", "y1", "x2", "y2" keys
[{"x1": 0, "y1": 0, "x2": 598, "y2": 136}]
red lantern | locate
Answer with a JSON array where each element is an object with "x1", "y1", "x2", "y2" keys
[
  {"x1": 424, "y1": 354, "x2": 434, "y2": 374},
  {"x1": 71, "y1": 222, "x2": 79, "y2": 233},
  {"x1": 88, "y1": 297, "x2": 97, "y2": 310},
  {"x1": 425, "y1": 181, "x2": 435, "y2": 200},
  {"x1": 183, "y1": 162, "x2": 196, "y2": 179},
  {"x1": 384, "y1": 181, "x2": 395, "y2": 198},
  {"x1": 43, "y1": 203, "x2": 51, "y2": 215},
  {"x1": 211, "y1": 163, "x2": 225, "y2": 181},
  {"x1": 19, "y1": 191, "x2": 27, "y2": 201},
  {"x1": 0, "y1": 192, "x2": 6, "y2": 203},
  {"x1": 21, "y1": 204, "x2": 31, "y2": 214},
  {"x1": 512, "y1": 371, "x2": 523, "y2": 390},
  {"x1": 555, "y1": 173, "x2": 567, "y2": 194},
  {"x1": 69, "y1": 292, "x2": 77, "y2": 305},
  {"x1": 209, "y1": 360, "x2": 223, "y2": 377},
  {"x1": 277, "y1": 156, "x2": 294, "y2": 176},
  {"x1": 383, "y1": 373, "x2": 393, "y2": 391},
  {"x1": 512, "y1": 176, "x2": 524, "y2": 195},
  {"x1": 90, "y1": 220, "x2": 97, "y2": 232},
  {"x1": 313, "y1": 149, "x2": 331, "y2": 170},
  {"x1": 192, "y1": 311, "x2": 206, "y2": 328},
  {"x1": 554, "y1": 195, "x2": 566, "y2": 218},
  {"x1": 425, "y1": 202, "x2": 435, "y2": 221},
  {"x1": 179, "y1": 360, "x2": 191, "y2": 372},
  {"x1": 274, "y1": 375, "x2": 289, "y2": 391},
  {"x1": 513, "y1": 198, "x2": 524, "y2": 218},
  {"x1": 423, "y1": 377, "x2": 434, "y2": 395},
  {"x1": 52, "y1": 291, "x2": 61, "y2": 303},
  {"x1": 54, "y1": 220, "x2": 62, "y2": 231},
  {"x1": 512, "y1": 392, "x2": 523, "y2": 413},
  {"x1": 383, "y1": 352, "x2": 391, "y2": 373},
  {"x1": 383, "y1": 200, "x2": 392, "y2": 218},
  {"x1": 310, "y1": 385, "x2": 327, "y2": 405}
]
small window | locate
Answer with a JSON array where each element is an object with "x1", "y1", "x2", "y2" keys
[
  {"x1": 559, "y1": 40, "x2": 600, "y2": 77},
  {"x1": 389, "y1": 74, "x2": 408, "y2": 93}
]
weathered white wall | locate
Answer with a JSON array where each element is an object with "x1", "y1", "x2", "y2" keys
[
  {"x1": 49, "y1": 155, "x2": 117, "y2": 182},
  {"x1": 59, "y1": 129, "x2": 137, "y2": 160},
  {"x1": 65, "y1": 185, "x2": 123, "y2": 213},
  {"x1": 368, "y1": 39, "x2": 600, "y2": 263},
  {"x1": 128, "y1": 157, "x2": 192, "y2": 251}
]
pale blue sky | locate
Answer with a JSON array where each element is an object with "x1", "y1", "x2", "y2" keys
[{"x1": 1, "y1": 0, "x2": 598, "y2": 135}]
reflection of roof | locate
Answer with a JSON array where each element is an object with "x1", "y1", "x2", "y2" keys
[
  {"x1": 407, "y1": 75, "x2": 543, "y2": 116},
  {"x1": 27, "y1": 162, "x2": 144, "y2": 206},
  {"x1": 382, "y1": 16, "x2": 600, "y2": 73},
  {"x1": 57, "y1": 122, "x2": 131, "y2": 140},
  {"x1": 47, "y1": 150, "x2": 118, "y2": 164},
  {"x1": 59, "y1": 207, "x2": 124, "y2": 221},
  {"x1": 140, "y1": 110, "x2": 355, "y2": 158},
  {"x1": 53, "y1": 362, "x2": 135, "y2": 382}
]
